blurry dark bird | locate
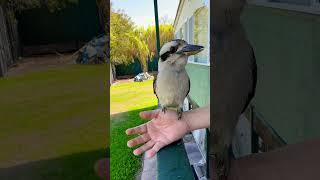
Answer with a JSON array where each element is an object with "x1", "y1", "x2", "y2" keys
[{"x1": 210, "y1": 0, "x2": 258, "y2": 179}]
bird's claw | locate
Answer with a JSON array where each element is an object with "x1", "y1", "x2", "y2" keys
[
  {"x1": 177, "y1": 108, "x2": 183, "y2": 120},
  {"x1": 161, "y1": 107, "x2": 167, "y2": 113}
]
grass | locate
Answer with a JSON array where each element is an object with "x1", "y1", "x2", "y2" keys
[
  {"x1": 0, "y1": 64, "x2": 108, "y2": 180},
  {"x1": 110, "y1": 80, "x2": 158, "y2": 180}
]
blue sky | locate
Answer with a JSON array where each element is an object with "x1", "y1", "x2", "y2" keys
[{"x1": 112, "y1": 0, "x2": 180, "y2": 27}]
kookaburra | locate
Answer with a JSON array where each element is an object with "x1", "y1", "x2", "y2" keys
[
  {"x1": 153, "y1": 39, "x2": 204, "y2": 119},
  {"x1": 210, "y1": 0, "x2": 257, "y2": 179}
]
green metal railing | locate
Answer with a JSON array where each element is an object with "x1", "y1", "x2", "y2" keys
[{"x1": 157, "y1": 141, "x2": 195, "y2": 180}]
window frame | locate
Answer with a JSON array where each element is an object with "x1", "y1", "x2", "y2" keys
[
  {"x1": 187, "y1": 16, "x2": 195, "y2": 62},
  {"x1": 187, "y1": 5, "x2": 210, "y2": 66},
  {"x1": 247, "y1": 0, "x2": 320, "y2": 14},
  {"x1": 174, "y1": 4, "x2": 210, "y2": 66}
]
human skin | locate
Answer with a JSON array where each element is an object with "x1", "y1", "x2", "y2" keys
[
  {"x1": 126, "y1": 105, "x2": 210, "y2": 157},
  {"x1": 125, "y1": 105, "x2": 320, "y2": 180}
]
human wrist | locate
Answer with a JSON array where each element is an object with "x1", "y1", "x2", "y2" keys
[
  {"x1": 182, "y1": 106, "x2": 210, "y2": 132},
  {"x1": 182, "y1": 110, "x2": 195, "y2": 132}
]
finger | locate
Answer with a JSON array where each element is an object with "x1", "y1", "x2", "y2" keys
[
  {"x1": 146, "y1": 142, "x2": 166, "y2": 158},
  {"x1": 139, "y1": 110, "x2": 160, "y2": 120},
  {"x1": 127, "y1": 134, "x2": 151, "y2": 148},
  {"x1": 133, "y1": 140, "x2": 155, "y2": 156},
  {"x1": 126, "y1": 124, "x2": 147, "y2": 135}
]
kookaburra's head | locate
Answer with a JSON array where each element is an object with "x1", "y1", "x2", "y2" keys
[{"x1": 159, "y1": 39, "x2": 204, "y2": 71}]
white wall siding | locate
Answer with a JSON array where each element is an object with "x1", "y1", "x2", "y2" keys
[{"x1": 174, "y1": 0, "x2": 207, "y2": 32}]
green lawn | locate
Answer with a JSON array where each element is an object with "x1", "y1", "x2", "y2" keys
[
  {"x1": 0, "y1": 65, "x2": 108, "y2": 180},
  {"x1": 110, "y1": 80, "x2": 158, "y2": 180}
]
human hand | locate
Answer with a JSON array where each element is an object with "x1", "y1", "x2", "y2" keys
[{"x1": 126, "y1": 109, "x2": 190, "y2": 158}]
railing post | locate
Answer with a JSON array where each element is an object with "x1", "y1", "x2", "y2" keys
[{"x1": 153, "y1": 0, "x2": 161, "y2": 59}]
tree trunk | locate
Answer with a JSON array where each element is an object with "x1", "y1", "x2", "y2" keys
[
  {"x1": 140, "y1": 59, "x2": 148, "y2": 73},
  {"x1": 110, "y1": 64, "x2": 113, "y2": 84},
  {"x1": 111, "y1": 63, "x2": 117, "y2": 80}
]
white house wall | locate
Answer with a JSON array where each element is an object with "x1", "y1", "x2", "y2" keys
[{"x1": 174, "y1": 0, "x2": 208, "y2": 32}]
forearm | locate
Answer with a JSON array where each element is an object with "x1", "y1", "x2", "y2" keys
[
  {"x1": 183, "y1": 105, "x2": 210, "y2": 132},
  {"x1": 227, "y1": 139, "x2": 320, "y2": 180}
]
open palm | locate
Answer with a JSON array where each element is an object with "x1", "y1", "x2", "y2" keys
[{"x1": 126, "y1": 109, "x2": 190, "y2": 158}]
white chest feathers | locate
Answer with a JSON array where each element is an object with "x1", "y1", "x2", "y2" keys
[{"x1": 156, "y1": 69, "x2": 189, "y2": 108}]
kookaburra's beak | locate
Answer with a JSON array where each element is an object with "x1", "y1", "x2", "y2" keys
[{"x1": 176, "y1": 44, "x2": 204, "y2": 56}]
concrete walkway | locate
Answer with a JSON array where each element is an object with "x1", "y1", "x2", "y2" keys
[{"x1": 139, "y1": 154, "x2": 157, "y2": 180}]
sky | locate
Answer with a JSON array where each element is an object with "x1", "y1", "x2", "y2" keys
[{"x1": 112, "y1": 0, "x2": 180, "y2": 27}]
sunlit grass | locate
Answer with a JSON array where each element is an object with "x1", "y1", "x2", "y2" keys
[
  {"x1": 110, "y1": 80, "x2": 157, "y2": 114},
  {"x1": 110, "y1": 79, "x2": 157, "y2": 180}
]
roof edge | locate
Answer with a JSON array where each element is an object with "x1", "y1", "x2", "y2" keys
[{"x1": 173, "y1": 0, "x2": 184, "y2": 30}]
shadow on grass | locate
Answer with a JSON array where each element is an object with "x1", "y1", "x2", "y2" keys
[
  {"x1": 111, "y1": 105, "x2": 158, "y2": 180},
  {"x1": 0, "y1": 148, "x2": 109, "y2": 180}
]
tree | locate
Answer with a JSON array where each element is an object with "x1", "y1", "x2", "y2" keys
[
  {"x1": 111, "y1": 9, "x2": 151, "y2": 74},
  {"x1": 128, "y1": 28, "x2": 149, "y2": 72},
  {"x1": 110, "y1": 8, "x2": 174, "y2": 77},
  {"x1": 142, "y1": 24, "x2": 174, "y2": 58},
  {"x1": 110, "y1": 9, "x2": 135, "y2": 65}
]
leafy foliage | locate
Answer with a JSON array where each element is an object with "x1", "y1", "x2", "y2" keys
[
  {"x1": 142, "y1": 24, "x2": 174, "y2": 58},
  {"x1": 111, "y1": 80, "x2": 158, "y2": 180},
  {"x1": 127, "y1": 29, "x2": 149, "y2": 72},
  {"x1": 110, "y1": 9, "x2": 135, "y2": 65},
  {"x1": 110, "y1": 8, "x2": 174, "y2": 72}
]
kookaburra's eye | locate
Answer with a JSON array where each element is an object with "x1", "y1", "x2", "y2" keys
[
  {"x1": 160, "y1": 46, "x2": 178, "y2": 61},
  {"x1": 170, "y1": 46, "x2": 178, "y2": 53}
]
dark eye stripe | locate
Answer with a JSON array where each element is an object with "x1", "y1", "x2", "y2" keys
[
  {"x1": 161, "y1": 46, "x2": 178, "y2": 61},
  {"x1": 160, "y1": 51, "x2": 170, "y2": 61},
  {"x1": 170, "y1": 46, "x2": 178, "y2": 53}
]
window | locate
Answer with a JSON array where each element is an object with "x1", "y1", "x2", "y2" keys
[
  {"x1": 175, "y1": 6, "x2": 209, "y2": 65},
  {"x1": 193, "y1": 6, "x2": 209, "y2": 64},
  {"x1": 183, "y1": 21, "x2": 188, "y2": 42},
  {"x1": 179, "y1": 27, "x2": 184, "y2": 40},
  {"x1": 188, "y1": 17, "x2": 194, "y2": 44},
  {"x1": 175, "y1": 33, "x2": 179, "y2": 39},
  {"x1": 181, "y1": 20, "x2": 191, "y2": 41},
  {"x1": 187, "y1": 17, "x2": 195, "y2": 62}
]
